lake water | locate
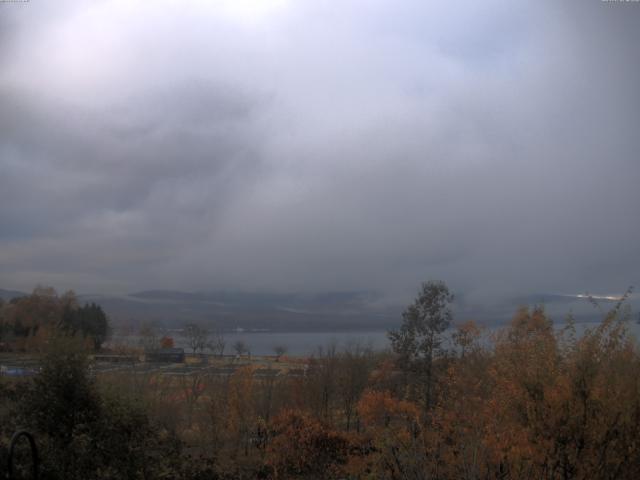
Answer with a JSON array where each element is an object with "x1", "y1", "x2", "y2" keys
[{"x1": 112, "y1": 320, "x2": 640, "y2": 357}]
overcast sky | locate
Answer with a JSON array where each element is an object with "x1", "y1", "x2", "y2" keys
[{"x1": 0, "y1": 0, "x2": 638, "y2": 302}]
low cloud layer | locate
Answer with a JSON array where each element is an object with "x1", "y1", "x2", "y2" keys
[{"x1": 1, "y1": 0, "x2": 638, "y2": 302}]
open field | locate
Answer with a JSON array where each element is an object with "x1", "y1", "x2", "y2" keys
[{"x1": 0, "y1": 352, "x2": 309, "y2": 378}]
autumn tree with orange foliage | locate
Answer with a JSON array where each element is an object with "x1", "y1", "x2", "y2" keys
[
  {"x1": 351, "y1": 389, "x2": 426, "y2": 479},
  {"x1": 265, "y1": 409, "x2": 350, "y2": 480},
  {"x1": 428, "y1": 296, "x2": 640, "y2": 480},
  {"x1": 227, "y1": 365, "x2": 258, "y2": 458},
  {"x1": 0, "y1": 286, "x2": 110, "y2": 352}
]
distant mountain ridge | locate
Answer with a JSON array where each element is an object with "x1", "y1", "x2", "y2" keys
[
  {"x1": 2, "y1": 287, "x2": 635, "y2": 332},
  {"x1": 0, "y1": 288, "x2": 27, "y2": 301},
  {"x1": 511, "y1": 293, "x2": 626, "y2": 305},
  {"x1": 76, "y1": 289, "x2": 396, "y2": 332},
  {"x1": 129, "y1": 289, "x2": 382, "y2": 311}
]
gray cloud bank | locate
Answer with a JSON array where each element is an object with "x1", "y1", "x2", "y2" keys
[{"x1": 0, "y1": 0, "x2": 639, "y2": 305}]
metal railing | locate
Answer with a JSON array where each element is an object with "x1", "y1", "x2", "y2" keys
[{"x1": 6, "y1": 430, "x2": 38, "y2": 480}]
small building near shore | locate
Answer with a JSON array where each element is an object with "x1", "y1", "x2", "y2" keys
[
  {"x1": 145, "y1": 347, "x2": 185, "y2": 363},
  {"x1": 93, "y1": 354, "x2": 139, "y2": 363},
  {"x1": 0, "y1": 365, "x2": 39, "y2": 377}
]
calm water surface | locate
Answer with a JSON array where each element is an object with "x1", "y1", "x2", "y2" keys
[{"x1": 112, "y1": 320, "x2": 640, "y2": 356}]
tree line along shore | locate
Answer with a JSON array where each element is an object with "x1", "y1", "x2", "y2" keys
[{"x1": 1, "y1": 282, "x2": 640, "y2": 479}]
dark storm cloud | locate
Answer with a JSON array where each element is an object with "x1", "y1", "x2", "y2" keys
[{"x1": 0, "y1": 0, "x2": 638, "y2": 302}]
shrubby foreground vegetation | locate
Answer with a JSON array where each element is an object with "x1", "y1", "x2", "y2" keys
[{"x1": 1, "y1": 283, "x2": 640, "y2": 479}]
